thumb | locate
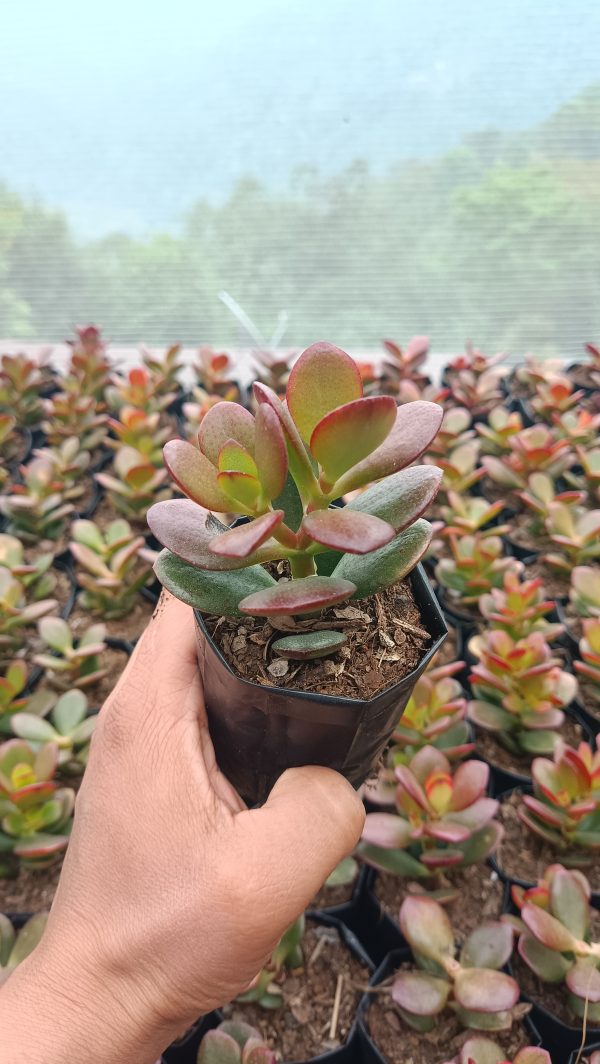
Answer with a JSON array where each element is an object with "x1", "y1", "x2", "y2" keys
[{"x1": 238, "y1": 766, "x2": 365, "y2": 919}]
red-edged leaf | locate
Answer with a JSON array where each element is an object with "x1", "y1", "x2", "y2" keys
[
  {"x1": 302, "y1": 508, "x2": 395, "y2": 554},
  {"x1": 424, "y1": 820, "x2": 471, "y2": 843},
  {"x1": 334, "y1": 401, "x2": 444, "y2": 495},
  {"x1": 347, "y1": 464, "x2": 443, "y2": 532},
  {"x1": 254, "y1": 403, "x2": 288, "y2": 500},
  {"x1": 13, "y1": 833, "x2": 69, "y2": 858},
  {"x1": 361, "y1": 812, "x2": 412, "y2": 849},
  {"x1": 521, "y1": 902, "x2": 578, "y2": 952},
  {"x1": 286, "y1": 341, "x2": 363, "y2": 444},
  {"x1": 566, "y1": 959, "x2": 600, "y2": 1003},
  {"x1": 198, "y1": 402, "x2": 255, "y2": 462},
  {"x1": 147, "y1": 500, "x2": 277, "y2": 571},
  {"x1": 252, "y1": 382, "x2": 318, "y2": 499},
  {"x1": 448, "y1": 760, "x2": 489, "y2": 812},
  {"x1": 163, "y1": 439, "x2": 232, "y2": 511},
  {"x1": 420, "y1": 848, "x2": 465, "y2": 868},
  {"x1": 239, "y1": 575, "x2": 356, "y2": 616},
  {"x1": 209, "y1": 511, "x2": 284, "y2": 558},
  {"x1": 399, "y1": 896, "x2": 454, "y2": 961},
  {"x1": 310, "y1": 396, "x2": 397, "y2": 482}
]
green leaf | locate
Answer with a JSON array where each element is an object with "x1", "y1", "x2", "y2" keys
[
  {"x1": 154, "y1": 549, "x2": 277, "y2": 615},
  {"x1": 310, "y1": 396, "x2": 397, "y2": 481},
  {"x1": 399, "y1": 896, "x2": 455, "y2": 962},
  {"x1": 460, "y1": 922, "x2": 513, "y2": 970},
  {"x1": 272, "y1": 630, "x2": 347, "y2": 659},
  {"x1": 459, "y1": 1037, "x2": 514, "y2": 1064},
  {"x1": 325, "y1": 856, "x2": 358, "y2": 887},
  {"x1": 254, "y1": 403, "x2": 288, "y2": 501},
  {"x1": 7, "y1": 912, "x2": 48, "y2": 967},
  {"x1": 347, "y1": 464, "x2": 443, "y2": 532},
  {"x1": 392, "y1": 970, "x2": 450, "y2": 1016},
  {"x1": 549, "y1": 866, "x2": 590, "y2": 940},
  {"x1": 163, "y1": 439, "x2": 232, "y2": 511},
  {"x1": 566, "y1": 958, "x2": 600, "y2": 1003},
  {"x1": 239, "y1": 575, "x2": 356, "y2": 616},
  {"x1": 38, "y1": 617, "x2": 72, "y2": 654},
  {"x1": 453, "y1": 968, "x2": 519, "y2": 1013},
  {"x1": 198, "y1": 1030, "x2": 242, "y2": 1064},
  {"x1": 331, "y1": 519, "x2": 432, "y2": 598},
  {"x1": 518, "y1": 933, "x2": 571, "y2": 983},
  {"x1": 11, "y1": 714, "x2": 57, "y2": 743},
  {"x1": 518, "y1": 730, "x2": 560, "y2": 755},
  {"x1": 467, "y1": 700, "x2": 515, "y2": 733},
  {"x1": 357, "y1": 841, "x2": 429, "y2": 877},
  {"x1": 53, "y1": 690, "x2": 88, "y2": 735},
  {"x1": 217, "y1": 471, "x2": 261, "y2": 509},
  {"x1": 286, "y1": 342, "x2": 363, "y2": 445},
  {"x1": 272, "y1": 473, "x2": 304, "y2": 532},
  {"x1": 217, "y1": 441, "x2": 258, "y2": 477}
]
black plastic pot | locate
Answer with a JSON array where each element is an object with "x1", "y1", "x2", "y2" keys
[
  {"x1": 195, "y1": 565, "x2": 447, "y2": 806},
  {"x1": 434, "y1": 585, "x2": 480, "y2": 642},
  {"x1": 569, "y1": 1042, "x2": 600, "y2": 1063},
  {"x1": 573, "y1": 697, "x2": 600, "y2": 739},
  {"x1": 319, "y1": 866, "x2": 405, "y2": 969}
]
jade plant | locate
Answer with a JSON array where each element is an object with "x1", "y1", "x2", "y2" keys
[
  {"x1": 12, "y1": 689, "x2": 97, "y2": 774},
  {"x1": 467, "y1": 630, "x2": 576, "y2": 756},
  {"x1": 443, "y1": 1042, "x2": 549, "y2": 1064},
  {"x1": 570, "y1": 567, "x2": 600, "y2": 619},
  {"x1": 390, "y1": 662, "x2": 474, "y2": 765},
  {"x1": 391, "y1": 895, "x2": 520, "y2": 1032},
  {"x1": 42, "y1": 392, "x2": 108, "y2": 452},
  {"x1": 0, "y1": 415, "x2": 18, "y2": 487},
  {"x1": 482, "y1": 425, "x2": 572, "y2": 493},
  {"x1": 0, "y1": 569, "x2": 57, "y2": 659},
  {"x1": 476, "y1": 407, "x2": 524, "y2": 456},
  {"x1": 380, "y1": 335, "x2": 430, "y2": 390},
  {"x1": 0, "y1": 661, "x2": 55, "y2": 735},
  {"x1": 511, "y1": 863, "x2": 600, "y2": 1023},
  {"x1": 0, "y1": 533, "x2": 57, "y2": 602},
  {"x1": 148, "y1": 342, "x2": 443, "y2": 656},
  {"x1": 105, "y1": 366, "x2": 176, "y2": 415},
  {"x1": 0, "y1": 454, "x2": 76, "y2": 542},
  {"x1": 449, "y1": 367, "x2": 504, "y2": 417},
  {"x1": 63, "y1": 324, "x2": 111, "y2": 399},
  {"x1": 33, "y1": 438, "x2": 91, "y2": 493},
  {"x1": 196, "y1": 1020, "x2": 275, "y2": 1064},
  {"x1": 435, "y1": 534, "x2": 522, "y2": 608},
  {"x1": 575, "y1": 619, "x2": 600, "y2": 700},
  {"x1": 359, "y1": 747, "x2": 502, "y2": 880},
  {"x1": 542, "y1": 503, "x2": 600, "y2": 573},
  {"x1": 517, "y1": 474, "x2": 585, "y2": 539},
  {"x1": 0, "y1": 353, "x2": 45, "y2": 426},
  {"x1": 439, "y1": 493, "x2": 509, "y2": 538},
  {"x1": 107, "y1": 407, "x2": 172, "y2": 465},
  {"x1": 0, "y1": 911, "x2": 48, "y2": 985},
  {"x1": 142, "y1": 342, "x2": 183, "y2": 395},
  {"x1": 236, "y1": 915, "x2": 304, "y2": 1009},
  {"x1": 33, "y1": 617, "x2": 108, "y2": 690},
  {"x1": 182, "y1": 388, "x2": 228, "y2": 441},
  {"x1": 69, "y1": 518, "x2": 156, "y2": 619},
  {"x1": 554, "y1": 408, "x2": 600, "y2": 448},
  {"x1": 195, "y1": 345, "x2": 241, "y2": 400},
  {"x1": 514, "y1": 356, "x2": 563, "y2": 395},
  {"x1": 436, "y1": 442, "x2": 485, "y2": 496},
  {"x1": 0, "y1": 738, "x2": 75, "y2": 876},
  {"x1": 426, "y1": 407, "x2": 473, "y2": 458},
  {"x1": 530, "y1": 377, "x2": 585, "y2": 422},
  {"x1": 518, "y1": 739, "x2": 600, "y2": 862},
  {"x1": 95, "y1": 445, "x2": 170, "y2": 521},
  {"x1": 478, "y1": 573, "x2": 563, "y2": 642},
  {"x1": 575, "y1": 446, "x2": 600, "y2": 505}
]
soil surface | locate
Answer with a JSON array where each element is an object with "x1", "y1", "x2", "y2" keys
[
  {"x1": 474, "y1": 710, "x2": 587, "y2": 781},
  {"x1": 220, "y1": 924, "x2": 368, "y2": 1062},
  {"x1": 0, "y1": 857, "x2": 63, "y2": 913},
  {"x1": 310, "y1": 879, "x2": 356, "y2": 911},
  {"x1": 373, "y1": 863, "x2": 505, "y2": 942},
  {"x1": 70, "y1": 595, "x2": 154, "y2": 644},
  {"x1": 481, "y1": 481, "x2": 524, "y2": 514},
  {"x1": 578, "y1": 679, "x2": 600, "y2": 724},
  {"x1": 366, "y1": 978, "x2": 531, "y2": 1064},
  {"x1": 521, "y1": 559, "x2": 570, "y2": 602},
  {"x1": 205, "y1": 578, "x2": 432, "y2": 699},
  {"x1": 496, "y1": 790, "x2": 600, "y2": 891},
  {"x1": 505, "y1": 513, "x2": 552, "y2": 555}
]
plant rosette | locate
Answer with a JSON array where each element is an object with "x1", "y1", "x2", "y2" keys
[{"x1": 148, "y1": 342, "x2": 447, "y2": 804}]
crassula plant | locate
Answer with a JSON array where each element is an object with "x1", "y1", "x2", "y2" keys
[
  {"x1": 478, "y1": 573, "x2": 563, "y2": 642},
  {"x1": 518, "y1": 739, "x2": 600, "y2": 862},
  {"x1": 63, "y1": 324, "x2": 111, "y2": 399},
  {"x1": 195, "y1": 345, "x2": 241, "y2": 400},
  {"x1": 443, "y1": 1041, "x2": 549, "y2": 1064},
  {"x1": 0, "y1": 533, "x2": 57, "y2": 602},
  {"x1": 0, "y1": 353, "x2": 45, "y2": 426},
  {"x1": 0, "y1": 912, "x2": 48, "y2": 985},
  {"x1": 0, "y1": 661, "x2": 54, "y2": 735},
  {"x1": 69, "y1": 518, "x2": 156, "y2": 619},
  {"x1": 95, "y1": 445, "x2": 170, "y2": 521},
  {"x1": 570, "y1": 567, "x2": 600, "y2": 620},
  {"x1": 517, "y1": 474, "x2": 585, "y2": 539},
  {"x1": 449, "y1": 366, "x2": 504, "y2": 417},
  {"x1": 148, "y1": 342, "x2": 443, "y2": 657},
  {"x1": 0, "y1": 454, "x2": 76, "y2": 542},
  {"x1": 107, "y1": 407, "x2": 172, "y2": 465},
  {"x1": 390, "y1": 895, "x2": 520, "y2": 1033},
  {"x1": 467, "y1": 631, "x2": 576, "y2": 756},
  {"x1": 435, "y1": 534, "x2": 522, "y2": 608},
  {"x1": 236, "y1": 915, "x2": 304, "y2": 1009},
  {"x1": 476, "y1": 407, "x2": 524, "y2": 456},
  {"x1": 359, "y1": 747, "x2": 502, "y2": 879},
  {"x1": 390, "y1": 662, "x2": 473, "y2": 765},
  {"x1": 530, "y1": 377, "x2": 585, "y2": 422},
  {"x1": 439, "y1": 493, "x2": 509, "y2": 538},
  {"x1": 33, "y1": 617, "x2": 108, "y2": 690},
  {"x1": 435, "y1": 442, "x2": 485, "y2": 496},
  {"x1": 42, "y1": 392, "x2": 108, "y2": 452},
  {"x1": 482, "y1": 425, "x2": 572, "y2": 493},
  {"x1": 426, "y1": 407, "x2": 473, "y2": 458},
  {"x1": 196, "y1": 1020, "x2": 275, "y2": 1064},
  {"x1": 12, "y1": 688, "x2": 97, "y2": 774},
  {"x1": 0, "y1": 739, "x2": 74, "y2": 876},
  {"x1": 542, "y1": 504, "x2": 600, "y2": 573},
  {"x1": 0, "y1": 567, "x2": 57, "y2": 660},
  {"x1": 142, "y1": 343, "x2": 183, "y2": 396},
  {"x1": 511, "y1": 863, "x2": 600, "y2": 1023},
  {"x1": 105, "y1": 366, "x2": 176, "y2": 415},
  {"x1": 380, "y1": 335, "x2": 430, "y2": 390},
  {"x1": 575, "y1": 619, "x2": 600, "y2": 702}
]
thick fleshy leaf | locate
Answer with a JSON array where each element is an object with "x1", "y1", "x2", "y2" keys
[
  {"x1": 458, "y1": 1036, "x2": 514, "y2": 1064},
  {"x1": 549, "y1": 866, "x2": 589, "y2": 940},
  {"x1": 218, "y1": 1021, "x2": 261, "y2": 1050},
  {"x1": 513, "y1": 1051, "x2": 552, "y2": 1064},
  {"x1": 243, "y1": 1040, "x2": 276, "y2": 1064},
  {"x1": 357, "y1": 841, "x2": 429, "y2": 877},
  {"x1": 521, "y1": 902, "x2": 579, "y2": 952},
  {"x1": 38, "y1": 617, "x2": 72, "y2": 654},
  {"x1": 310, "y1": 396, "x2": 397, "y2": 482},
  {"x1": 334, "y1": 402, "x2": 444, "y2": 495},
  {"x1": 217, "y1": 441, "x2": 258, "y2": 478},
  {"x1": 453, "y1": 968, "x2": 519, "y2": 1013},
  {"x1": 239, "y1": 575, "x2": 356, "y2": 616},
  {"x1": 302, "y1": 508, "x2": 395, "y2": 555},
  {"x1": 331, "y1": 519, "x2": 432, "y2": 599},
  {"x1": 209, "y1": 512, "x2": 284, "y2": 559},
  {"x1": 448, "y1": 797, "x2": 499, "y2": 832},
  {"x1": 566, "y1": 958, "x2": 600, "y2": 1003},
  {"x1": 449, "y1": 760, "x2": 489, "y2": 812},
  {"x1": 163, "y1": 439, "x2": 232, "y2": 511},
  {"x1": 52, "y1": 690, "x2": 87, "y2": 735},
  {"x1": 254, "y1": 403, "x2": 288, "y2": 501},
  {"x1": 420, "y1": 847, "x2": 465, "y2": 869},
  {"x1": 13, "y1": 833, "x2": 69, "y2": 858},
  {"x1": 148, "y1": 501, "x2": 277, "y2": 571},
  {"x1": 391, "y1": 970, "x2": 450, "y2": 1016},
  {"x1": 271, "y1": 630, "x2": 347, "y2": 660},
  {"x1": 7, "y1": 912, "x2": 48, "y2": 967},
  {"x1": 325, "y1": 856, "x2": 358, "y2": 887},
  {"x1": 217, "y1": 471, "x2": 261, "y2": 509},
  {"x1": 154, "y1": 549, "x2": 276, "y2": 615},
  {"x1": 518, "y1": 933, "x2": 571, "y2": 982},
  {"x1": 198, "y1": 402, "x2": 256, "y2": 463},
  {"x1": 70, "y1": 519, "x2": 105, "y2": 553},
  {"x1": 460, "y1": 922, "x2": 513, "y2": 971},
  {"x1": 253, "y1": 383, "x2": 318, "y2": 500},
  {"x1": 467, "y1": 700, "x2": 514, "y2": 733},
  {"x1": 286, "y1": 342, "x2": 363, "y2": 445},
  {"x1": 11, "y1": 714, "x2": 56, "y2": 743},
  {"x1": 399, "y1": 896, "x2": 454, "y2": 963},
  {"x1": 347, "y1": 465, "x2": 443, "y2": 533},
  {"x1": 424, "y1": 820, "x2": 470, "y2": 843},
  {"x1": 456, "y1": 822, "x2": 504, "y2": 866},
  {"x1": 198, "y1": 1030, "x2": 242, "y2": 1064},
  {"x1": 361, "y1": 812, "x2": 412, "y2": 849}
]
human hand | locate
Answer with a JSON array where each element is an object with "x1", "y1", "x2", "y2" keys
[{"x1": 0, "y1": 592, "x2": 364, "y2": 1064}]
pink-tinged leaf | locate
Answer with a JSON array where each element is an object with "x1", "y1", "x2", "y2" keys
[
  {"x1": 447, "y1": 797, "x2": 499, "y2": 832},
  {"x1": 409, "y1": 746, "x2": 451, "y2": 784},
  {"x1": 239, "y1": 575, "x2": 356, "y2": 616},
  {"x1": 394, "y1": 764, "x2": 429, "y2": 811},
  {"x1": 449, "y1": 760, "x2": 489, "y2": 812},
  {"x1": 424, "y1": 820, "x2": 471, "y2": 843},
  {"x1": 334, "y1": 401, "x2": 444, "y2": 495},
  {"x1": 302, "y1": 508, "x2": 395, "y2": 554},
  {"x1": 252, "y1": 383, "x2": 318, "y2": 500},
  {"x1": 453, "y1": 968, "x2": 519, "y2": 1013},
  {"x1": 520, "y1": 795, "x2": 566, "y2": 830},
  {"x1": 420, "y1": 847, "x2": 465, "y2": 869},
  {"x1": 513, "y1": 1049, "x2": 553, "y2": 1064},
  {"x1": 518, "y1": 933, "x2": 570, "y2": 982},
  {"x1": 148, "y1": 501, "x2": 278, "y2": 571},
  {"x1": 217, "y1": 440, "x2": 258, "y2": 478},
  {"x1": 399, "y1": 896, "x2": 454, "y2": 962},
  {"x1": 198, "y1": 402, "x2": 256, "y2": 463},
  {"x1": 521, "y1": 902, "x2": 578, "y2": 952},
  {"x1": 209, "y1": 511, "x2": 284, "y2": 558},
  {"x1": 254, "y1": 403, "x2": 288, "y2": 500},
  {"x1": 566, "y1": 959, "x2": 600, "y2": 1003},
  {"x1": 310, "y1": 396, "x2": 397, "y2": 482},
  {"x1": 347, "y1": 464, "x2": 443, "y2": 533},
  {"x1": 459, "y1": 1036, "x2": 518, "y2": 1064},
  {"x1": 286, "y1": 342, "x2": 363, "y2": 445},
  {"x1": 13, "y1": 833, "x2": 69, "y2": 858},
  {"x1": 216, "y1": 471, "x2": 261, "y2": 509},
  {"x1": 361, "y1": 812, "x2": 412, "y2": 849},
  {"x1": 460, "y1": 922, "x2": 514, "y2": 971},
  {"x1": 331, "y1": 518, "x2": 433, "y2": 600},
  {"x1": 197, "y1": 1030, "x2": 242, "y2": 1064},
  {"x1": 391, "y1": 970, "x2": 450, "y2": 1016},
  {"x1": 243, "y1": 1040, "x2": 276, "y2": 1064},
  {"x1": 163, "y1": 439, "x2": 232, "y2": 511}
]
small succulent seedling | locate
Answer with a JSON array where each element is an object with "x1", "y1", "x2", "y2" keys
[
  {"x1": 142, "y1": 343, "x2": 183, "y2": 395},
  {"x1": 436, "y1": 442, "x2": 485, "y2": 496},
  {"x1": 0, "y1": 739, "x2": 74, "y2": 875},
  {"x1": 476, "y1": 407, "x2": 524, "y2": 456},
  {"x1": 575, "y1": 619, "x2": 600, "y2": 701},
  {"x1": 391, "y1": 895, "x2": 519, "y2": 1032},
  {"x1": 390, "y1": 662, "x2": 473, "y2": 764},
  {"x1": 34, "y1": 617, "x2": 108, "y2": 690},
  {"x1": 570, "y1": 567, "x2": 600, "y2": 619},
  {"x1": 148, "y1": 342, "x2": 443, "y2": 659},
  {"x1": 443, "y1": 1040, "x2": 550, "y2": 1064},
  {"x1": 446, "y1": 346, "x2": 503, "y2": 377},
  {"x1": 95, "y1": 445, "x2": 170, "y2": 521},
  {"x1": 0, "y1": 912, "x2": 48, "y2": 985},
  {"x1": 426, "y1": 407, "x2": 474, "y2": 457},
  {"x1": 380, "y1": 336, "x2": 430, "y2": 389},
  {"x1": 70, "y1": 518, "x2": 156, "y2": 619},
  {"x1": 439, "y1": 493, "x2": 509, "y2": 538},
  {"x1": 0, "y1": 533, "x2": 57, "y2": 601},
  {"x1": 107, "y1": 407, "x2": 172, "y2": 465},
  {"x1": 543, "y1": 503, "x2": 600, "y2": 573},
  {"x1": 0, "y1": 558, "x2": 58, "y2": 659},
  {"x1": 33, "y1": 438, "x2": 91, "y2": 492},
  {"x1": 517, "y1": 473, "x2": 585, "y2": 538},
  {"x1": 195, "y1": 345, "x2": 241, "y2": 399},
  {"x1": 514, "y1": 356, "x2": 564, "y2": 394},
  {"x1": 12, "y1": 688, "x2": 97, "y2": 774},
  {"x1": 359, "y1": 746, "x2": 502, "y2": 879},
  {"x1": 0, "y1": 661, "x2": 55, "y2": 735},
  {"x1": 236, "y1": 915, "x2": 304, "y2": 1009},
  {"x1": 182, "y1": 388, "x2": 229, "y2": 441},
  {"x1": 0, "y1": 353, "x2": 45, "y2": 426},
  {"x1": 196, "y1": 1020, "x2": 275, "y2": 1064},
  {"x1": 0, "y1": 453, "x2": 76, "y2": 542},
  {"x1": 510, "y1": 863, "x2": 600, "y2": 1023},
  {"x1": 575, "y1": 446, "x2": 600, "y2": 505},
  {"x1": 435, "y1": 534, "x2": 522, "y2": 607},
  {"x1": 482, "y1": 425, "x2": 572, "y2": 492},
  {"x1": 555, "y1": 408, "x2": 600, "y2": 448},
  {"x1": 63, "y1": 325, "x2": 111, "y2": 399},
  {"x1": 42, "y1": 392, "x2": 108, "y2": 452},
  {"x1": 468, "y1": 631, "x2": 576, "y2": 756},
  {"x1": 518, "y1": 739, "x2": 600, "y2": 861},
  {"x1": 449, "y1": 366, "x2": 504, "y2": 416},
  {"x1": 530, "y1": 377, "x2": 585, "y2": 421},
  {"x1": 105, "y1": 366, "x2": 176, "y2": 415},
  {"x1": 0, "y1": 415, "x2": 18, "y2": 488},
  {"x1": 478, "y1": 573, "x2": 563, "y2": 642}
]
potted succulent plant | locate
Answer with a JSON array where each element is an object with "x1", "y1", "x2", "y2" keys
[{"x1": 147, "y1": 342, "x2": 447, "y2": 803}]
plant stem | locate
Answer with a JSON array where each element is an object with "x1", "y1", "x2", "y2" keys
[{"x1": 290, "y1": 554, "x2": 317, "y2": 578}]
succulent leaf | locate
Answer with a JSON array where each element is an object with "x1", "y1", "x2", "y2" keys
[
  {"x1": 453, "y1": 968, "x2": 519, "y2": 1013},
  {"x1": 347, "y1": 464, "x2": 443, "y2": 532},
  {"x1": 286, "y1": 341, "x2": 362, "y2": 445},
  {"x1": 391, "y1": 970, "x2": 450, "y2": 1016},
  {"x1": 302, "y1": 508, "x2": 395, "y2": 554},
  {"x1": 334, "y1": 401, "x2": 444, "y2": 495},
  {"x1": 239, "y1": 575, "x2": 356, "y2": 616},
  {"x1": 331, "y1": 518, "x2": 432, "y2": 599},
  {"x1": 271, "y1": 630, "x2": 347, "y2": 660},
  {"x1": 163, "y1": 439, "x2": 232, "y2": 511},
  {"x1": 154, "y1": 549, "x2": 277, "y2": 615},
  {"x1": 310, "y1": 396, "x2": 397, "y2": 481},
  {"x1": 209, "y1": 512, "x2": 285, "y2": 558},
  {"x1": 399, "y1": 895, "x2": 454, "y2": 964},
  {"x1": 459, "y1": 922, "x2": 513, "y2": 971}
]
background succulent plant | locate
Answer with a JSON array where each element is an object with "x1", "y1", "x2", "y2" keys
[
  {"x1": 33, "y1": 617, "x2": 108, "y2": 690},
  {"x1": 69, "y1": 518, "x2": 156, "y2": 619},
  {"x1": 0, "y1": 912, "x2": 48, "y2": 985},
  {"x1": 435, "y1": 534, "x2": 522, "y2": 607},
  {"x1": 236, "y1": 915, "x2": 304, "y2": 1009},
  {"x1": 0, "y1": 738, "x2": 75, "y2": 876},
  {"x1": 196, "y1": 1020, "x2": 276, "y2": 1064},
  {"x1": 478, "y1": 573, "x2": 564, "y2": 642},
  {"x1": 390, "y1": 662, "x2": 473, "y2": 765},
  {"x1": 0, "y1": 661, "x2": 54, "y2": 735},
  {"x1": 518, "y1": 740, "x2": 600, "y2": 862},
  {"x1": 443, "y1": 1039, "x2": 550, "y2": 1064},
  {"x1": 11, "y1": 688, "x2": 97, "y2": 774}
]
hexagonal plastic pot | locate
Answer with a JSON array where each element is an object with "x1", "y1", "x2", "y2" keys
[{"x1": 194, "y1": 564, "x2": 447, "y2": 806}]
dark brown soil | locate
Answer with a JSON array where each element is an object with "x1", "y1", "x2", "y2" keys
[
  {"x1": 521, "y1": 560, "x2": 570, "y2": 601},
  {"x1": 374, "y1": 863, "x2": 505, "y2": 942},
  {"x1": 366, "y1": 977, "x2": 531, "y2": 1064},
  {"x1": 505, "y1": 513, "x2": 551, "y2": 554},
  {"x1": 0, "y1": 857, "x2": 63, "y2": 913},
  {"x1": 513, "y1": 953, "x2": 600, "y2": 1031},
  {"x1": 481, "y1": 481, "x2": 524, "y2": 514},
  {"x1": 429, "y1": 624, "x2": 462, "y2": 670},
  {"x1": 70, "y1": 595, "x2": 155, "y2": 643},
  {"x1": 473, "y1": 710, "x2": 587, "y2": 781},
  {"x1": 578, "y1": 679, "x2": 600, "y2": 724},
  {"x1": 205, "y1": 579, "x2": 431, "y2": 700},
  {"x1": 495, "y1": 790, "x2": 600, "y2": 891},
  {"x1": 220, "y1": 924, "x2": 368, "y2": 1062},
  {"x1": 310, "y1": 880, "x2": 355, "y2": 910}
]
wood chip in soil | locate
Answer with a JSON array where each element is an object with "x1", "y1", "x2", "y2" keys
[
  {"x1": 220, "y1": 924, "x2": 368, "y2": 1062},
  {"x1": 367, "y1": 978, "x2": 531, "y2": 1064},
  {"x1": 205, "y1": 578, "x2": 431, "y2": 699},
  {"x1": 473, "y1": 710, "x2": 587, "y2": 781},
  {"x1": 373, "y1": 863, "x2": 504, "y2": 942},
  {"x1": 496, "y1": 789, "x2": 600, "y2": 891}
]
